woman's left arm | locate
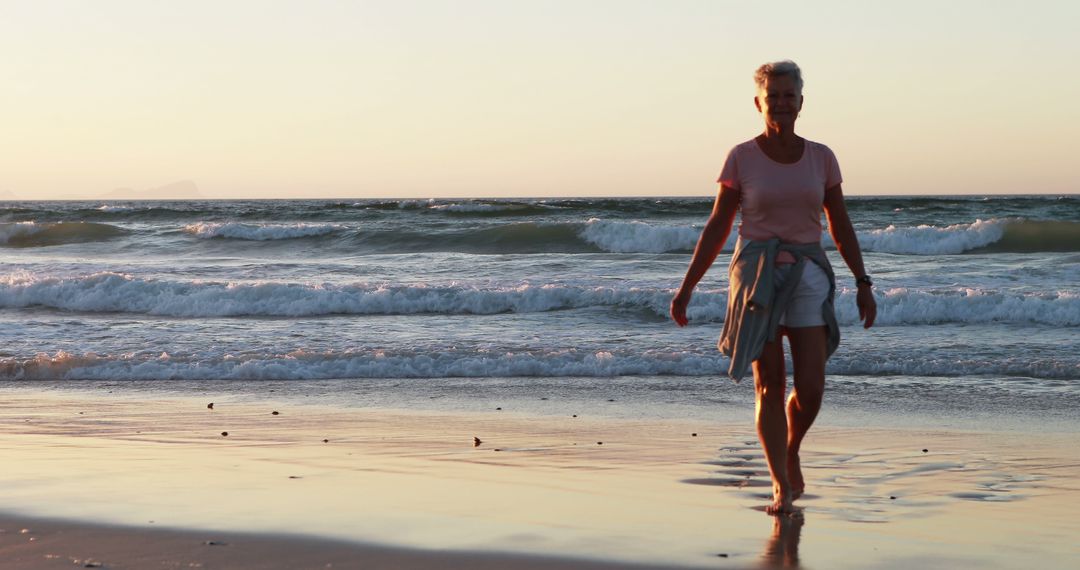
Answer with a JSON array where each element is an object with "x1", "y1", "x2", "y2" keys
[{"x1": 823, "y1": 184, "x2": 877, "y2": 329}]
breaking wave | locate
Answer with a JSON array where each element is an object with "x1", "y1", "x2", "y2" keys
[
  {"x1": 2, "y1": 215, "x2": 1072, "y2": 255},
  {"x1": 184, "y1": 222, "x2": 343, "y2": 240},
  {"x1": 853, "y1": 219, "x2": 1080, "y2": 254},
  {"x1": 580, "y1": 219, "x2": 705, "y2": 253},
  {"x1": 0, "y1": 272, "x2": 690, "y2": 318},
  {"x1": 340, "y1": 217, "x2": 1079, "y2": 255},
  {"x1": 1, "y1": 272, "x2": 1076, "y2": 325}
]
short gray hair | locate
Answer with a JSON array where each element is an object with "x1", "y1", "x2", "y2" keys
[{"x1": 754, "y1": 60, "x2": 803, "y2": 92}]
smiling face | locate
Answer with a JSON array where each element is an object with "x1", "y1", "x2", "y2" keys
[{"x1": 755, "y1": 74, "x2": 803, "y2": 131}]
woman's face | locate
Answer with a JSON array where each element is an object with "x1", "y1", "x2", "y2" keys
[{"x1": 755, "y1": 74, "x2": 803, "y2": 130}]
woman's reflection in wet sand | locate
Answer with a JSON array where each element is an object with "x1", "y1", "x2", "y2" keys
[{"x1": 759, "y1": 512, "x2": 804, "y2": 568}]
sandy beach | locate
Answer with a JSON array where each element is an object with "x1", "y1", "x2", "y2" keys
[
  {"x1": 5, "y1": 0, "x2": 1079, "y2": 563},
  {"x1": 1, "y1": 388, "x2": 1076, "y2": 569}
]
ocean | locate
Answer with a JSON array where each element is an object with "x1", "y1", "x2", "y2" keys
[{"x1": 2, "y1": 196, "x2": 1078, "y2": 430}]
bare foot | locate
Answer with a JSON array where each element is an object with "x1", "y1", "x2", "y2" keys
[
  {"x1": 765, "y1": 495, "x2": 796, "y2": 515},
  {"x1": 765, "y1": 482, "x2": 796, "y2": 515},
  {"x1": 787, "y1": 449, "x2": 804, "y2": 501}
]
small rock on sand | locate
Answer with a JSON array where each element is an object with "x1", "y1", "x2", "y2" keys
[
  {"x1": 473, "y1": 437, "x2": 482, "y2": 447},
  {"x1": 221, "y1": 432, "x2": 228, "y2": 437},
  {"x1": 207, "y1": 403, "x2": 214, "y2": 410},
  {"x1": 272, "y1": 411, "x2": 280, "y2": 415}
]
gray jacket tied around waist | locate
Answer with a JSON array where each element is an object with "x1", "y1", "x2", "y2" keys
[{"x1": 718, "y1": 238, "x2": 841, "y2": 382}]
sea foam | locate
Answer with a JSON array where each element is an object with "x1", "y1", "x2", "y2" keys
[
  {"x1": 0, "y1": 272, "x2": 702, "y2": 318},
  {"x1": 1, "y1": 272, "x2": 1076, "y2": 325},
  {"x1": 576, "y1": 218, "x2": 1023, "y2": 255},
  {"x1": 835, "y1": 287, "x2": 1080, "y2": 326},
  {"x1": 579, "y1": 219, "x2": 711, "y2": 253},
  {"x1": 4, "y1": 346, "x2": 1075, "y2": 381},
  {"x1": 578, "y1": 217, "x2": 1072, "y2": 255},
  {"x1": 184, "y1": 222, "x2": 342, "y2": 240},
  {"x1": 852, "y1": 219, "x2": 1009, "y2": 254}
]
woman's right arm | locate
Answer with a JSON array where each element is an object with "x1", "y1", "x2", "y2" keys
[{"x1": 670, "y1": 185, "x2": 740, "y2": 327}]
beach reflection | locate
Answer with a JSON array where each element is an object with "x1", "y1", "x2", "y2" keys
[{"x1": 759, "y1": 513, "x2": 803, "y2": 568}]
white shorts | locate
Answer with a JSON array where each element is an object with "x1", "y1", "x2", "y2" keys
[{"x1": 774, "y1": 261, "x2": 829, "y2": 328}]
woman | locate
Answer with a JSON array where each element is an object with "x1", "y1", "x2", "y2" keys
[{"x1": 671, "y1": 60, "x2": 876, "y2": 515}]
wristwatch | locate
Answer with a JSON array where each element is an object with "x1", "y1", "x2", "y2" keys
[{"x1": 855, "y1": 275, "x2": 873, "y2": 287}]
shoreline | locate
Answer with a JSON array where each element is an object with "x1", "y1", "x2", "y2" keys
[
  {"x1": 5, "y1": 376, "x2": 1075, "y2": 435},
  {"x1": 1, "y1": 388, "x2": 1077, "y2": 569}
]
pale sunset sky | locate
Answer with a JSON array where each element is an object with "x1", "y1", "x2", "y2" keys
[{"x1": 1, "y1": 0, "x2": 1077, "y2": 199}]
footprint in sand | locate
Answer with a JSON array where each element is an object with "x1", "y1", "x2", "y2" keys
[
  {"x1": 948, "y1": 491, "x2": 1025, "y2": 502},
  {"x1": 682, "y1": 476, "x2": 773, "y2": 488},
  {"x1": 685, "y1": 444, "x2": 773, "y2": 490},
  {"x1": 704, "y1": 454, "x2": 767, "y2": 466}
]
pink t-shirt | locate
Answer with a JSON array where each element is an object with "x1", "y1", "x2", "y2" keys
[{"x1": 718, "y1": 138, "x2": 842, "y2": 248}]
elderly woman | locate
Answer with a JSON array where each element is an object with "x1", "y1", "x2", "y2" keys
[{"x1": 671, "y1": 60, "x2": 876, "y2": 515}]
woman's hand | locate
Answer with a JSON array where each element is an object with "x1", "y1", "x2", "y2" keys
[
  {"x1": 671, "y1": 186, "x2": 739, "y2": 329},
  {"x1": 824, "y1": 186, "x2": 877, "y2": 330},
  {"x1": 856, "y1": 285, "x2": 876, "y2": 329},
  {"x1": 670, "y1": 290, "x2": 691, "y2": 327}
]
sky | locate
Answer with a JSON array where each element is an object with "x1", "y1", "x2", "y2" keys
[{"x1": 1, "y1": 0, "x2": 1078, "y2": 199}]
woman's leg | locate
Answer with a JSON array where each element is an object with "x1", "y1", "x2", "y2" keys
[
  {"x1": 784, "y1": 325, "x2": 828, "y2": 500},
  {"x1": 752, "y1": 338, "x2": 792, "y2": 514}
]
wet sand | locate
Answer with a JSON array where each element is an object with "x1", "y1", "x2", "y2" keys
[
  {"x1": 0, "y1": 514, "x2": 684, "y2": 570},
  {"x1": 0, "y1": 389, "x2": 1077, "y2": 569}
]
